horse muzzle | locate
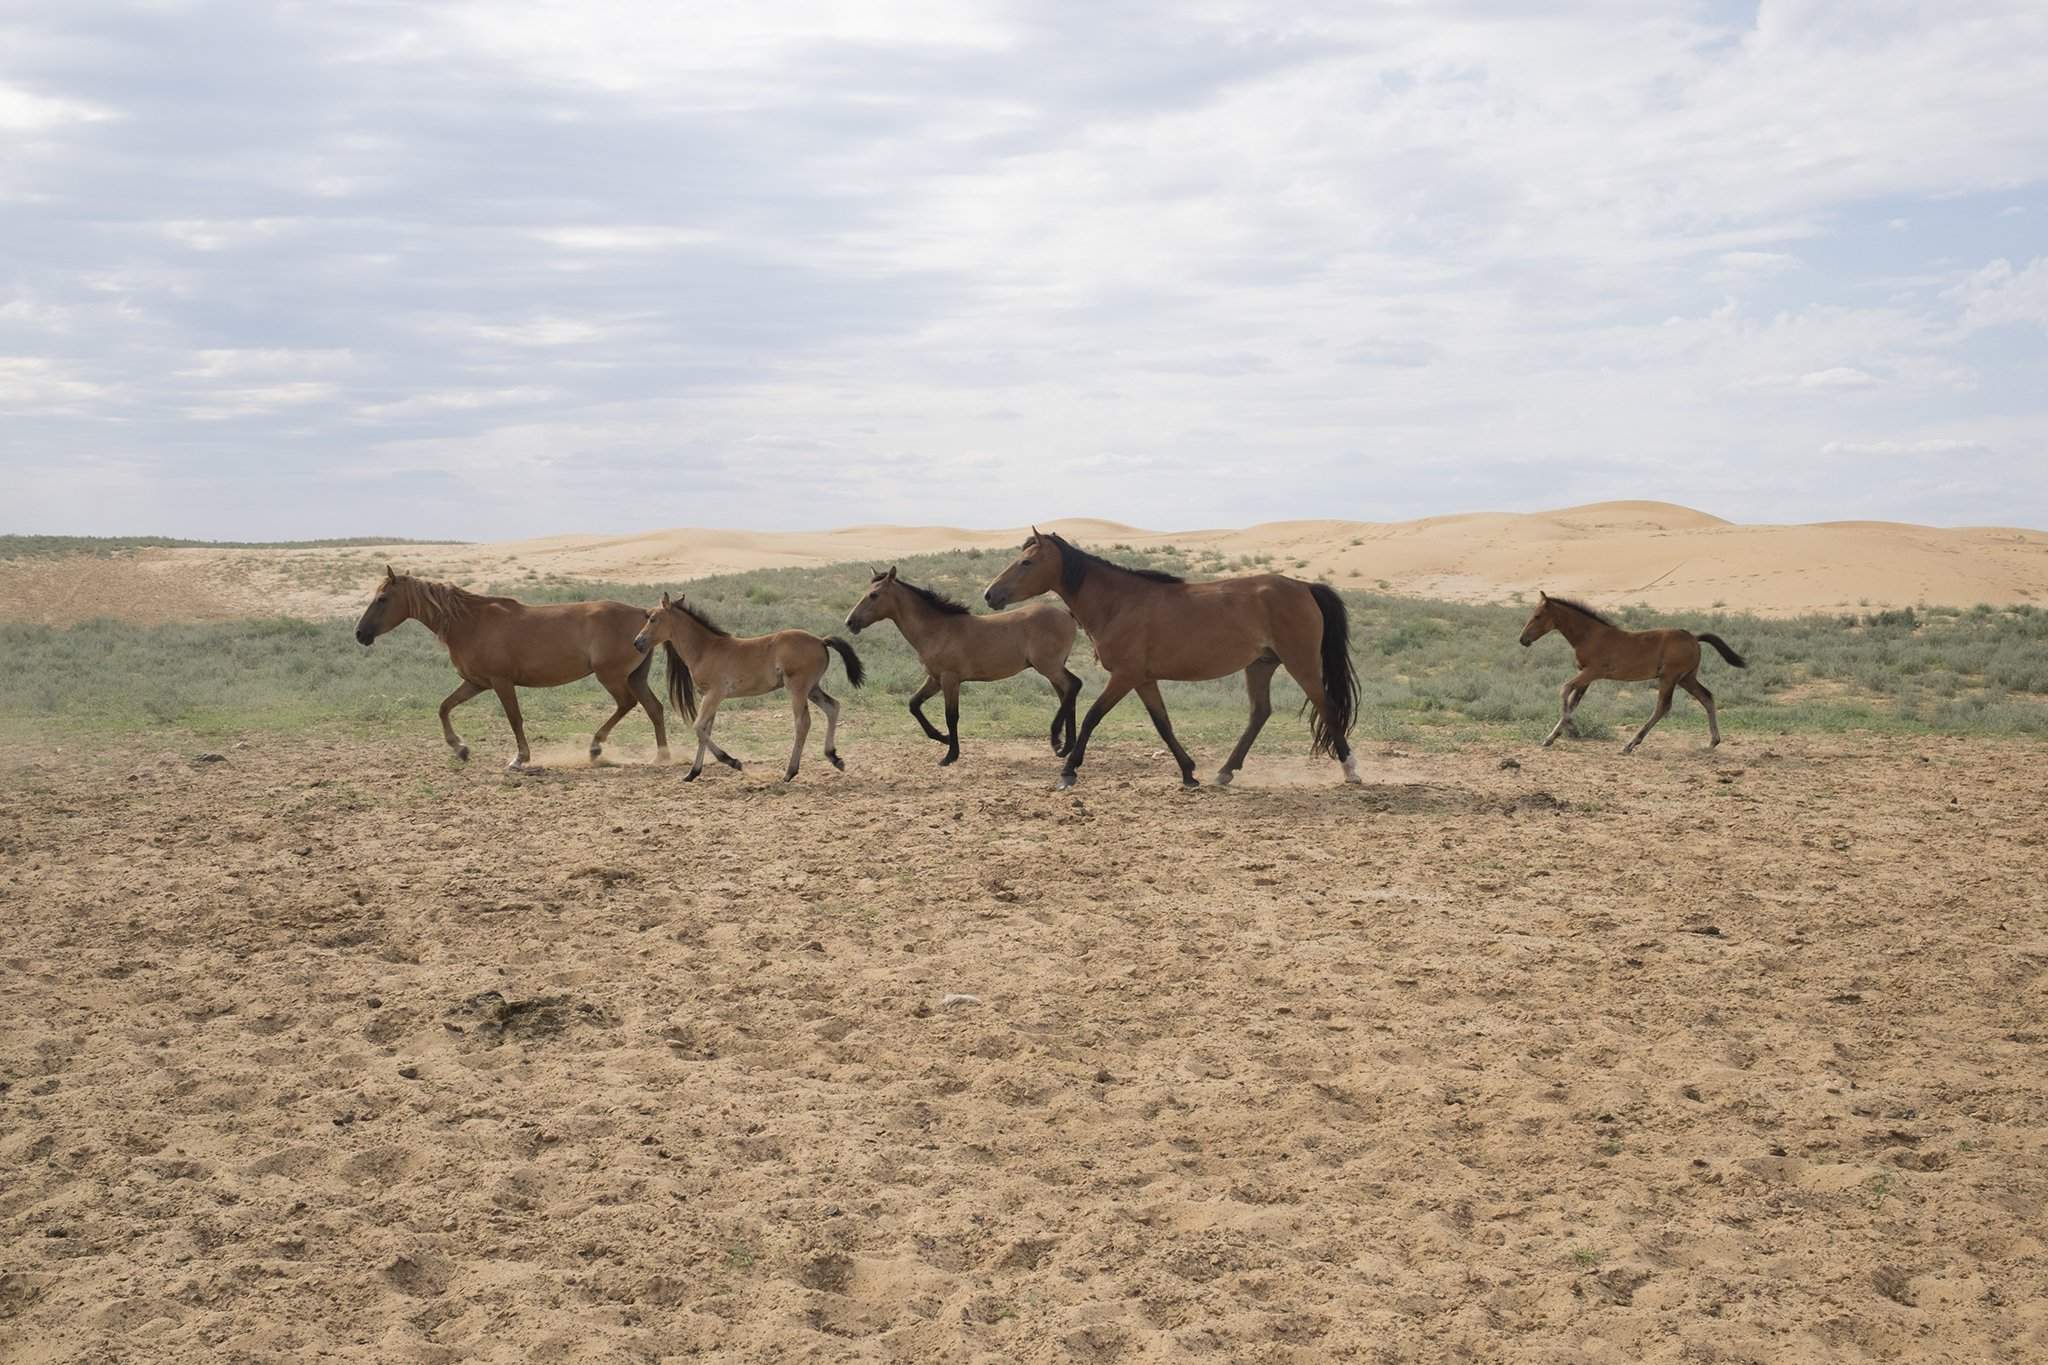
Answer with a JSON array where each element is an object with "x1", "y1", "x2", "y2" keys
[
  {"x1": 983, "y1": 587, "x2": 1009, "y2": 611},
  {"x1": 632, "y1": 634, "x2": 650, "y2": 653},
  {"x1": 356, "y1": 628, "x2": 375, "y2": 647}
]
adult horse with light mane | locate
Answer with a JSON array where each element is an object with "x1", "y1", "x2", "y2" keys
[
  {"x1": 982, "y1": 530, "x2": 1361, "y2": 790},
  {"x1": 353, "y1": 567, "x2": 667, "y2": 769},
  {"x1": 843, "y1": 566, "x2": 1083, "y2": 766},
  {"x1": 632, "y1": 592, "x2": 865, "y2": 782},
  {"x1": 1518, "y1": 591, "x2": 1747, "y2": 752}
]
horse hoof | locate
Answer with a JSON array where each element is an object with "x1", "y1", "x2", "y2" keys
[
  {"x1": 938, "y1": 752, "x2": 957, "y2": 768},
  {"x1": 655, "y1": 749, "x2": 672, "y2": 764},
  {"x1": 589, "y1": 745, "x2": 602, "y2": 760},
  {"x1": 683, "y1": 767, "x2": 701, "y2": 782},
  {"x1": 1216, "y1": 768, "x2": 1234, "y2": 787},
  {"x1": 454, "y1": 744, "x2": 470, "y2": 762},
  {"x1": 1055, "y1": 772, "x2": 1076, "y2": 791},
  {"x1": 1181, "y1": 775, "x2": 1200, "y2": 790},
  {"x1": 783, "y1": 770, "x2": 798, "y2": 783},
  {"x1": 827, "y1": 752, "x2": 845, "y2": 771}
]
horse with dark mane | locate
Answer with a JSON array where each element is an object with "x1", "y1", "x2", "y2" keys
[
  {"x1": 1518, "y1": 591, "x2": 1746, "y2": 752},
  {"x1": 353, "y1": 567, "x2": 666, "y2": 769},
  {"x1": 633, "y1": 592, "x2": 864, "y2": 782},
  {"x1": 982, "y1": 530, "x2": 1361, "y2": 790},
  {"x1": 844, "y1": 566, "x2": 1082, "y2": 766}
]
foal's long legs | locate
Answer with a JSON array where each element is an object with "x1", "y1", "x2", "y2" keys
[
  {"x1": 907, "y1": 675, "x2": 948, "y2": 744},
  {"x1": 1058, "y1": 676, "x2": 1135, "y2": 790},
  {"x1": 1678, "y1": 672, "x2": 1720, "y2": 747},
  {"x1": 1622, "y1": 675, "x2": 1680, "y2": 754},
  {"x1": 1544, "y1": 669, "x2": 1597, "y2": 747},
  {"x1": 784, "y1": 684, "x2": 813, "y2": 781},
  {"x1": 1216, "y1": 654, "x2": 1278, "y2": 787},
  {"x1": 1030, "y1": 663, "x2": 1082, "y2": 756},
  {"x1": 810, "y1": 684, "x2": 846, "y2": 771},
  {"x1": 1136, "y1": 682, "x2": 1199, "y2": 788},
  {"x1": 684, "y1": 692, "x2": 725, "y2": 781},
  {"x1": 439, "y1": 680, "x2": 485, "y2": 761},
  {"x1": 937, "y1": 676, "x2": 962, "y2": 767},
  {"x1": 492, "y1": 681, "x2": 534, "y2": 769}
]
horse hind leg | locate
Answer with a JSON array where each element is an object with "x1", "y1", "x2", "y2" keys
[
  {"x1": 685, "y1": 693, "x2": 725, "y2": 781},
  {"x1": 1622, "y1": 676, "x2": 1679, "y2": 755},
  {"x1": 810, "y1": 683, "x2": 846, "y2": 770},
  {"x1": 492, "y1": 681, "x2": 532, "y2": 769},
  {"x1": 937, "y1": 676, "x2": 961, "y2": 767},
  {"x1": 589, "y1": 677, "x2": 638, "y2": 762},
  {"x1": 784, "y1": 683, "x2": 814, "y2": 781},
  {"x1": 1030, "y1": 660, "x2": 1075, "y2": 755},
  {"x1": 907, "y1": 674, "x2": 947, "y2": 744},
  {"x1": 1273, "y1": 643, "x2": 1359, "y2": 783},
  {"x1": 1217, "y1": 654, "x2": 1278, "y2": 787},
  {"x1": 1678, "y1": 673, "x2": 1719, "y2": 747}
]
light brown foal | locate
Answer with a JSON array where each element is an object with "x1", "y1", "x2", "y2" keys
[
  {"x1": 1518, "y1": 592, "x2": 1747, "y2": 752},
  {"x1": 354, "y1": 567, "x2": 666, "y2": 769},
  {"x1": 844, "y1": 566, "x2": 1083, "y2": 766},
  {"x1": 632, "y1": 592, "x2": 865, "y2": 782}
]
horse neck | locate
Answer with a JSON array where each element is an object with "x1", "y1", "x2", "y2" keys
[
  {"x1": 884, "y1": 587, "x2": 948, "y2": 649},
  {"x1": 399, "y1": 580, "x2": 458, "y2": 640},
  {"x1": 1053, "y1": 563, "x2": 1136, "y2": 633},
  {"x1": 1550, "y1": 607, "x2": 1612, "y2": 656},
  {"x1": 667, "y1": 612, "x2": 720, "y2": 663}
]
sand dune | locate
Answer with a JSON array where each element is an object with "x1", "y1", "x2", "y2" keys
[{"x1": 3, "y1": 502, "x2": 2044, "y2": 624}]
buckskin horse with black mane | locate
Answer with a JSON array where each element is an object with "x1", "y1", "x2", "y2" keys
[
  {"x1": 1518, "y1": 591, "x2": 1747, "y2": 752},
  {"x1": 844, "y1": 566, "x2": 1083, "y2": 766},
  {"x1": 982, "y1": 530, "x2": 1361, "y2": 790},
  {"x1": 354, "y1": 567, "x2": 667, "y2": 769}
]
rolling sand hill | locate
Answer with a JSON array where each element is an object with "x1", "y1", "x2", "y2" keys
[{"x1": 3, "y1": 502, "x2": 2044, "y2": 625}]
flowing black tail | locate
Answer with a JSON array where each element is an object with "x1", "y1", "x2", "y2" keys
[
  {"x1": 825, "y1": 636, "x2": 866, "y2": 687},
  {"x1": 663, "y1": 642, "x2": 697, "y2": 719},
  {"x1": 1308, "y1": 583, "x2": 1359, "y2": 757},
  {"x1": 1697, "y1": 633, "x2": 1747, "y2": 668}
]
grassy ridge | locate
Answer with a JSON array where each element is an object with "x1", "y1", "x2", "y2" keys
[
  {"x1": 0, "y1": 534, "x2": 456, "y2": 560},
  {"x1": 2, "y1": 544, "x2": 2044, "y2": 753}
]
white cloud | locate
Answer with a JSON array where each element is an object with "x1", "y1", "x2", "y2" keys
[
  {"x1": 1796, "y1": 366, "x2": 1883, "y2": 392},
  {"x1": 1948, "y1": 258, "x2": 2048, "y2": 331}
]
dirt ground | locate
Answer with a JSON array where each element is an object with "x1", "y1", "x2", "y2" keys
[{"x1": 2, "y1": 729, "x2": 2045, "y2": 1364}]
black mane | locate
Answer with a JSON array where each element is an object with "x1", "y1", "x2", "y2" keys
[
  {"x1": 897, "y1": 578, "x2": 971, "y2": 616},
  {"x1": 1548, "y1": 596, "x2": 1615, "y2": 627},
  {"x1": 1038, "y1": 533, "x2": 1183, "y2": 594},
  {"x1": 675, "y1": 601, "x2": 730, "y2": 636}
]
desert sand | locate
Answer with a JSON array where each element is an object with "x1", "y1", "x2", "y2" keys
[
  {"x1": 4, "y1": 502, "x2": 2045, "y2": 625},
  {"x1": 3, "y1": 729, "x2": 2045, "y2": 1363}
]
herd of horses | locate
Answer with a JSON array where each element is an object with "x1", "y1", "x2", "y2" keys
[{"x1": 353, "y1": 529, "x2": 1748, "y2": 787}]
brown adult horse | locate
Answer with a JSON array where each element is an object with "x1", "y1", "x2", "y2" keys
[
  {"x1": 1518, "y1": 592, "x2": 1746, "y2": 752},
  {"x1": 353, "y1": 567, "x2": 667, "y2": 769},
  {"x1": 843, "y1": 566, "x2": 1083, "y2": 766},
  {"x1": 632, "y1": 592, "x2": 865, "y2": 782},
  {"x1": 982, "y1": 530, "x2": 1361, "y2": 790}
]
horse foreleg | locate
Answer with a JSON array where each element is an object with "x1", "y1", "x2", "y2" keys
[
  {"x1": 1060, "y1": 677, "x2": 1134, "y2": 790},
  {"x1": 491, "y1": 681, "x2": 531, "y2": 769},
  {"x1": 685, "y1": 693, "x2": 724, "y2": 781},
  {"x1": 1678, "y1": 673, "x2": 1719, "y2": 747},
  {"x1": 784, "y1": 686, "x2": 813, "y2": 781},
  {"x1": 938, "y1": 676, "x2": 962, "y2": 767},
  {"x1": 439, "y1": 680, "x2": 485, "y2": 761},
  {"x1": 907, "y1": 674, "x2": 947, "y2": 743},
  {"x1": 1622, "y1": 677, "x2": 1678, "y2": 754},
  {"x1": 1217, "y1": 655, "x2": 1278, "y2": 787},
  {"x1": 1544, "y1": 671, "x2": 1596, "y2": 747},
  {"x1": 1031, "y1": 661, "x2": 1079, "y2": 755},
  {"x1": 810, "y1": 684, "x2": 845, "y2": 771},
  {"x1": 1136, "y1": 682, "x2": 1199, "y2": 788}
]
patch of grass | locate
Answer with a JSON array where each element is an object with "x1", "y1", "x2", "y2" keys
[
  {"x1": 2, "y1": 549, "x2": 2045, "y2": 747},
  {"x1": 1570, "y1": 1248, "x2": 1604, "y2": 1269}
]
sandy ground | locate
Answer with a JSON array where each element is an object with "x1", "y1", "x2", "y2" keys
[
  {"x1": 7, "y1": 502, "x2": 2046, "y2": 625},
  {"x1": 3, "y1": 727, "x2": 2045, "y2": 1363}
]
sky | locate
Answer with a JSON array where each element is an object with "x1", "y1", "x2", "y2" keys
[{"x1": 3, "y1": 0, "x2": 2045, "y2": 540}]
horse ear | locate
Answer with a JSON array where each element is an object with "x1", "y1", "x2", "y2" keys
[
  {"x1": 886, "y1": 565, "x2": 897, "y2": 580},
  {"x1": 1539, "y1": 589, "x2": 1548, "y2": 601},
  {"x1": 660, "y1": 591, "x2": 671, "y2": 608},
  {"x1": 385, "y1": 563, "x2": 395, "y2": 579}
]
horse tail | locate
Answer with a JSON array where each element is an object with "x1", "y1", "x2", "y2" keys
[
  {"x1": 663, "y1": 642, "x2": 697, "y2": 719},
  {"x1": 825, "y1": 636, "x2": 866, "y2": 688},
  {"x1": 1697, "y1": 633, "x2": 1747, "y2": 669},
  {"x1": 1308, "y1": 583, "x2": 1359, "y2": 756}
]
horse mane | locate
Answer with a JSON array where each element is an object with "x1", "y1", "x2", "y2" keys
[
  {"x1": 895, "y1": 577, "x2": 971, "y2": 616},
  {"x1": 674, "y1": 600, "x2": 731, "y2": 637},
  {"x1": 1038, "y1": 533, "x2": 1183, "y2": 594},
  {"x1": 1548, "y1": 596, "x2": 1616, "y2": 627},
  {"x1": 393, "y1": 575, "x2": 494, "y2": 636}
]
